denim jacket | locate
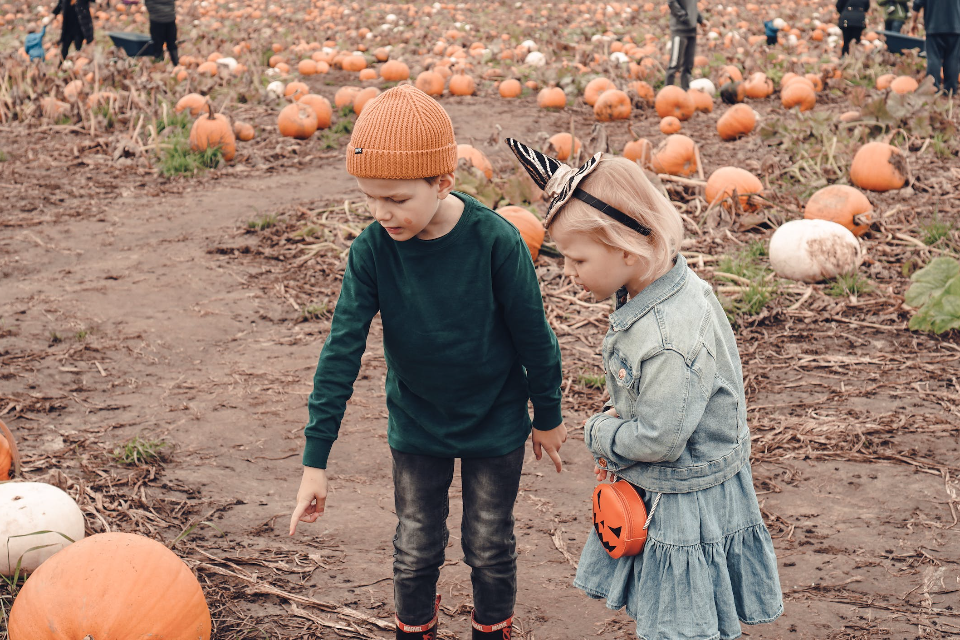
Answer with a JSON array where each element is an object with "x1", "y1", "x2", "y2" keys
[{"x1": 584, "y1": 255, "x2": 751, "y2": 494}]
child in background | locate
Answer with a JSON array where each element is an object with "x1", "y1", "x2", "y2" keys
[
  {"x1": 145, "y1": 0, "x2": 178, "y2": 65},
  {"x1": 289, "y1": 85, "x2": 567, "y2": 640},
  {"x1": 25, "y1": 24, "x2": 48, "y2": 61},
  {"x1": 507, "y1": 139, "x2": 784, "y2": 640},
  {"x1": 877, "y1": 0, "x2": 910, "y2": 32},
  {"x1": 764, "y1": 17, "x2": 785, "y2": 44}
]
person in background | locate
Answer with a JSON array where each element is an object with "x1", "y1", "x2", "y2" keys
[
  {"x1": 911, "y1": 0, "x2": 960, "y2": 95},
  {"x1": 25, "y1": 23, "x2": 48, "y2": 62},
  {"x1": 145, "y1": 0, "x2": 178, "y2": 65},
  {"x1": 52, "y1": 0, "x2": 95, "y2": 62},
  {"x1": 837, "y1": 0, "x2": 871, "y2": 54},
  {"x1": 764, "y1": 17, "x2": 786, "y2": 45},
  {"x1": 666, "y1": 0, "x2": 707, "y2": 89},
  {"x1": 878, "y1": 0, "x2": 910, "y2": 32}
]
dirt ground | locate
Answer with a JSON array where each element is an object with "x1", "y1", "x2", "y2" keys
[{"x1": 2, "y1": 93, "x2": 959, "y2": 640}]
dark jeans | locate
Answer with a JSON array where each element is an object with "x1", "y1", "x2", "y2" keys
[
  {"x1": 884, "y1": 18, "x2": 905, "y2": 32},
  {"x1": 766, "y1": 34, "x2": 778, "y2": 45},
  {"x1": 841, "y1": 26, "x2": 864, "y2": 55},
  {"x1": 391, "y1": 445, "x2": 524, "y2": 627},
  {"x1": 149, "y1": 19, "x2": 178, "y2": 65},
  {"x1": 926, "y1": 33, "x2": 960, "y2": 95},
  {"x1": 665, "y1": 33, "x2": 697, "y2": 90}
]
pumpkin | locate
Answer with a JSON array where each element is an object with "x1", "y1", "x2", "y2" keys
[
  {"x1": 449, "y1": 74, "x2": 476, "y2": 96},
  {"x1": 297, "y1": 59, "x2": 317, "y2": 75},
  {"x1": 876, "y1": 73, "x2": 895, "y2": 90},
  {"x1": 175, "y1": 93, "x2": 206, "y2": 116},
  {"x1": 716, "y1": 103, "x2": 756, "y2": 141},
  {"x1": 0, "y1": 418, "x2": 20, "y2": 481},
  {"x1": 717, "y1": 64, "x2": 743, "y2": 86},
  {"x1": 545, "y1": 133, "x2": 581, "y2": 162},
  {"x1": 623, "y1": 138, "x2": 653, "y2": 165},
  {"x1": 63, "y1": 79, "x2": 84, "y2": 102},
  {"x1": 341, "y1": 54, "x2": 367, "y2": 72},
  {"x1": 1, "y1": 482, "x2": 85, "y2": 576},
  {"x1": 189, "y1": 102, "x2": 236, "y2": 161},
  {"x1": 537, "y1": 86, "x2": 567, "y2": 109},
  {"x1": 233, "y1": 121, "x2": 255, "y2": 142},
  {"x1": 278, "y1": 102, "x2": 319, "y2": 139},
  {"x1": 769, "y1": 219, "x2": 863, "y2": 283},
  {"x1": 197, "y1": 61, "x2": 218, "y2": 77},
  {"x1": 650, "y1": 134, "x2": 698, "y2": 177},
  {"x1": 781, "y1": 80, "x2": 816, "y2": 111},
  {"x1": 86, "y1": 91, "x2": 117, "y2": 110},
  {"x1": 804, "y1": 185, "x2": 873, "y2": 236},
  {"x1": 457, "y1": 144, "x2": 493, "y2": 179},
  {"x1": 40, "y1": 97, "x2": 70, "y2": 119},
  {"x1": 654, "y1": 85, "x2": 695, "y2": 120},
  {"x1": 719, "y1": 81, "x2": 745, "y2": 104},
  {"x1": 660, "y1": 116, "x2": 681, "y2": 134},
  {"x1": 334, "y1": 86, "x2": 362, "y2": 109},
  {"x1": 498, "y1": 78, "x2": 522, "y2": 98},
  {"x1": 592, "y1": 481, "x2": 648, "y2": 559},
  {"x1": 804, "y1": 73, "x2": 824, "y2": 92},
  {"x1": 358, "y1": 68, "x2": 377, "y2": 81},
  {"x1": 689, "y1": 77, "x2": 716, "y2": 96},
  {"x1": 353, "y1": 87, "x2": 380, "y2": 115},
  {"x1": 415, "y1": 70, "x2": 445, "y2": 96},
  {"x1": 780, "y1": 72, "x2": 798, "y2": 89},
  {"x1": 584, "y1": 77, "x2": 617, "y2": 106},
  {"x1": 299, "y1": 94, "x2": 333, "y2": 129},
  {"x1": 688, "y1": 88, "x2": 713, "y2": 113},
  {"x1": 496, "y1": 206, "x2": 545, "y2": 260},
  {"x1": 627, "y1": 80, "x2": 655, "y2": 104},
  {"x1": 705, "y1": 167, "x2": 764, "y2": 211},
  {"x1": 890, "y1": 75, "x2": 919, "y2": 94},
  {"x1": 380, "y1": 59, "x2": 410, "y2": 81},
  {"x1": 743, "y1": 72, "x2": 774, "y2": 98},
  {"x1": 8, "y1": 532, "x2": 212, "y2": 639},
  {"x1": 840, "y1": 110, "x2": 861, "y2": 122},
  {"x1": 594, "y1": 89, "x2": 631, "y2": 121},
  {"x1": 850, "y1": 142, "x2": 907, "y2": 192},
  {"x1": 284, "y1": 81, "x2": 309, "y2": 100}
]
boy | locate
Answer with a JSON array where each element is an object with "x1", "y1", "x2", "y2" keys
[
  {"x1": 144, "y1": 0, "x2": 178, "y2": 65},
  {"x1": 878, "y1": 0, "x2": 910, "y2": 32},
  {"x1": 667, "y1": 0, "x2": 706, "y2": 89},
  {"x1": 289, "y1": 85, "x2": 567, "y2": 640},
  {"x1": 910, "y1": 0, "x2": 960, "y2": 95}
]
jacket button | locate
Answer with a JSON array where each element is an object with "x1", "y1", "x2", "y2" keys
[
  {"x1": 598, "y1": 458, "x2": 607, "y2": 469},
  {"x1": 618, "y1": 368, "x2": 626, "y2": 380}
]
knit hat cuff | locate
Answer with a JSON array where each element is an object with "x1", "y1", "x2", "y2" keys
[{"x1": 346, "y1": 143, "x2": 458, "y2": 180}]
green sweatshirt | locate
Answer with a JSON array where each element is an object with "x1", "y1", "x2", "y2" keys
[{"x1": 302, "y1": 192, "x2": 563, "y2": 469}]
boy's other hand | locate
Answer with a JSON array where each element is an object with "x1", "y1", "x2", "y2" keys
[
  {"x1": 289, "y1": 466, "x2": 328, "y2": 536},
  {"x1": 532, "y1": 423, "x2": 567, "y2": 473}
]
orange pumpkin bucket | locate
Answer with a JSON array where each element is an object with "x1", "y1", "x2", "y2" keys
[{"x1": 592, "y1": 480, "x2": 658, "y2": 558}]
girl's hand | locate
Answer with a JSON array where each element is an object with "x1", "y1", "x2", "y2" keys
[
  {"x1": 605, "y1": 407, "x2": 619, "y2": 418},
  {"x1": 594, "y1": 466, "x2": 616, "y2": 482},
  {"x1": 289, "y1": 466, "x2": 328, "y2": 536}
]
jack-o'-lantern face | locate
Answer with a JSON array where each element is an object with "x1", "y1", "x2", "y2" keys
[{"x1": 593, "y1": 485, "x2": 627, "y2": 556}]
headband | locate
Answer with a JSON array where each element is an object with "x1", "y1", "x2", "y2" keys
[{"x1": 505, "y1": 137, "x2": 652, "y2": 236}]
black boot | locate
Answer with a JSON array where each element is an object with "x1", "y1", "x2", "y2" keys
[
  {"x1": 395, "y1": 595, "x2": 440, "y2": 640},
  {"x1": 471, "y1": 611, "x2": 513, "y2": 639}
]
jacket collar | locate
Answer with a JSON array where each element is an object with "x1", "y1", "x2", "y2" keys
[{"x1": 609, "y1": 254, "x2": 688, "y2": 331}]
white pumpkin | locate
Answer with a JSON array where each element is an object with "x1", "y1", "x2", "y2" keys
[
  {"x1": 1, "y1": 482, "x2": 85, "y2": 576},
  {"x1": 689, "y1": 78, "x2": 716, "y2": 96},
  {"x1": 266, "y1": 80, "x2": 285, "y2": 100},
  {"x1": 524, "y1": 51, "x2": 546, "y2": 66},
  {"x1": 769, "y1": 219, "x2": 863, "y2": 283},
  {"x1": 215, "y1": 56, "x2": 238, "y2": 72}
]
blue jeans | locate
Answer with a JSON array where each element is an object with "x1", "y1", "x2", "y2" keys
[
  {"x1": 391, "y1": 445, "x2": 524, "y2": 627},
  {"x1": 926, "y1": 33, "x2": 960, "y2": 95}
]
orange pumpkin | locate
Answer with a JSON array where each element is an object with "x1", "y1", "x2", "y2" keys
[
  {"x1": 584, "y1": 77, "x2": 617, "y2": 106},
  {"x1": 457, "y1": 144, "x2": 493, "y2": 179},
  {"x1": 716, "y1": 103, "x2": 756, "y2": 141},
  {"x1": 688, "y1": 88, "x2": 713, "y2": 113},
  {"x1": 781, "y1": 80, "x2": 816, "y2": 111},
  {"x1": 804, "y1": 184, "x2": 873, "y2": 235},
  {"x1": 850, "y1": 142, "x2": 907, "y2": 192},
  {"x1": 660, "y1": 116, "x2": 682, "y2": 134},
  {"x1": 743, "y1": 72, "x2": 773, "y2": 98},
  {"x1": 496, "y1": 206, "x2": 545, "y2": 260},
  {"x1": 650, "y1": 134, "x2": 698, "y2": 177},
  {"x1": 284, "y1": 81, "x2": 309, "y2": 100},
  {"x1": 299, "y1": 94, "x2": 333, "y2": 129},
  {"x1": 0, "y1": 418, "x2": 20, "y2": 481},
  {"x1": 298, "y1": 59, "x2": 317, "y2": 76},
  {"x1": 197, "y1": 61, "x2": 218, "y2": 77},
  {"x1": 341, "y1": 54, "x2": 367, "y2": 72},
  {"x1": 233, "y1": 121, "x2": 255, "y2": 142},
  {"x1": 717, "y1": 64, "x2": 743, "y2": 86},
  {"x1": 498, "y1": 78, "x2": 522, "y2": 98},
  {"x1": 537, "y1": 86, "x2": 567, "y2": 109},
  {"x1": 889, "y1": 75, "x2": 918, "y2": 94},
  {"x1": 449, "y1": 74, "x2": 476, "y2": 96},
  {"x1": 705, "y1": 167, "x2": 764, "y2": 211},
  {"x1": 353, "y1": 87, "x2": 380, "y2": 115},
  {"x1": 358, "y1": 68, "x2": 377, "y2": 81},
  {"x1": 278, "y1": 102, "x2": 319, "y2": 139},
  {"x1": 594, "y1": 89, "x2": 631, "y2": 121},
  {"x1": 8, "y1": 533, "x2": 212, "y2": 639},
  {"x1": 546, "y1": 133, "x2": 582, "y2": 162},
  {"x1": 334, "y1": 86, "x2": 362, "y2": 109},
  {"x1": 189, "y1": 102, "x2": 236, "y2": 162},
  {"x1": 627, "y1": 80, "x2": 655, "y2": 104},
  {"x1": 654, "y1": 85, "x2": 695, "y2": 120},
  {"x1": 415, "y1": 71, "x2": 445, "y2": 96},
  {"x1": 174, "y1": 93, "x2": 206, "y2": 116},
  {"x1": 380, "y1": 59, "x2": 410, "y2": 81},
  {"x1": 876, "y1": 73, "x2": 896, "y2": 90},
  {"x1": 839, "y1": 110, "x2": 861, "y2": 122},
  {"x1": 623, "y1": 138, "x2": 653, "y2": 165},
  {"x1": 592, "y1": 480, "x2": 648, "y2": 559}
]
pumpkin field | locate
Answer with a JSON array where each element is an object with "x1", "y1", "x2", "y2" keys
[{"x1": 2, "y1": 0, "x2": 960, "y2": 637}]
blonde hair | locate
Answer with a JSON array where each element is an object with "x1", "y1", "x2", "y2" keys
[{"x1": 550, "y1": 155, "x2": 684, "y2": 283}]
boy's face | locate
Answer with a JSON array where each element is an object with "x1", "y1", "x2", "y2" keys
[
  {"x1": 356, "y1": 174, "x2": 454, "y2": 241},
  {"x1": 550, "y1": 219, "x2": 640, "y2": 302}
]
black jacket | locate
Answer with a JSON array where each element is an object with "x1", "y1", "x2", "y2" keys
[
  {"x1": 52, "y1": 0, "x2": 95, "y2": 44},
  {"x1": 837, "y1": 0, "x2": 870, "y2": 27},
  {"x1": 913, "y1": 0, "x2": 960, "y2": 34},
  {"x1": 669, "y1": 0, "x2": 705, "y2": 35}
]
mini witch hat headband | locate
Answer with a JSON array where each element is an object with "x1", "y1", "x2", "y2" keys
[{"x1": 505, "y1": 138, "x2": 651, "y2": 236}]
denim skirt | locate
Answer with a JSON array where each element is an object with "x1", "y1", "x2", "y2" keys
[{"x1": 573, "y1": 462, "x2": 783, "y2": 640}]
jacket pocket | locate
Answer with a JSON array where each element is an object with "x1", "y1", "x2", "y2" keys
[{"x1": 607, "y1": 350, "x2": 637, "y2": 392}]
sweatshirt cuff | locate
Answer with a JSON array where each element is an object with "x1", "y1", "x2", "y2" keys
[
  {"x1": 531, "y1": 402, "x2": 563, "y2": 431},
  {"x1": 303, "y1": 437, "x2": 334, "y2": 469}
]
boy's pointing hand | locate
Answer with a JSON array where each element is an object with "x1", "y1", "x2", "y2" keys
[
  {"x1": 289, "y1": 466, "x2": 328, "y2": 536},
  {"x1": 532, "y1": 423, "x2": 567, "y2": 473}
]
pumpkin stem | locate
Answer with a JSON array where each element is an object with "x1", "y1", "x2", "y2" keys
[
  {"x1": 205, "y1": 100, "x2": 215, "y2": 120},
  {"x1": 0, "y1": 417, "x2": 21, "y2": 479}
]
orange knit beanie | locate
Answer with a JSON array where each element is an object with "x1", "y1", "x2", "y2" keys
[{"x1": 346, "y1": 84, "x2": 457, "y2": 180}]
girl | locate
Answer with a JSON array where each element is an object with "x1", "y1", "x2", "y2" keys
[
  {"x1": 51, "y1": 0, "x2": 95, "y2": 62},
  {"x1": 507, "y1": 139, "x2": 784, "y2": 640},
  {"x1": 837, "y1": 0, "x2": 871, "y2": 55}
]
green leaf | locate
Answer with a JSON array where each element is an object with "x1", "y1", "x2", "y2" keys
[
  {"x1": 905, "y1": 257, "x2": 959, "y2": 307},
  {"x1": 906, "y1": 257, "x2": 960, "y2": 334}
]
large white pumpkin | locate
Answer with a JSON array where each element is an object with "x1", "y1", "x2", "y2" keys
[
  {"x1": 1, "y1": 482, "x2": 85, "y2": 576},
  {"x1": 689, "y1": 78, "x2": 716, "y2": 97},
  {"x1": 770, "y1": 219, "x2": 863, "y2": 283}
]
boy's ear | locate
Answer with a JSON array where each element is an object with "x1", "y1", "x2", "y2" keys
[
  {"x1": 436, "y1": 172, "x2": 456, "y2": 198},
  {"x1": 623, "y1": 251, "x2": 639, "y2": 266}
]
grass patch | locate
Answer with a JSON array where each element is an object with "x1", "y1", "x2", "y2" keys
[
  {"x1": 294, "y1": 225, "x2": 321, "y2": 238},
  {"x1": 716, "y1": 241, "x2": 777, "y2": 324},
  {"x1": 0, "y1": 149, "x2": 7, "y2": 162},
  {"x1": 577, "y1": 372, "x2": 606, "y2": 390},
  {"x1": 157, "y1": 108, "x2": 192, "y2": 134},
  {"x1": 247, "y1": 213, "x2": 278, "y2": 230},
  {"x1": 111, "y1": 435, "x2": 170, "y2": 466},
  {"x1": 827, "y1": 271, "x2": 874, "y2": 297},
  {"x1": 49, "y1": 331, "x2": 63, "y2": 343},
  {"x1": 300, "y1": 303, "x2": 329, "y2": 320},
  {"x1": 718, "y1": 240, "x2": 768, "y2": 280},
  {"x1": 159, "y1": 132, "x2": 223, "y2": 177},
  {"x1": 921, "y1": 211, "x2": 954, "y2": 246},
  {"x1": 75, "y1": 329, "x2": 88, "y2": 341},
  {"x1": 55, "y1": 115, "x2": 72, "y2": 125}
]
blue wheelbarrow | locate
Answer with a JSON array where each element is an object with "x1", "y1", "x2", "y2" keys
[
  {"x1": 108, "y1": 31, "x2": 155, "y2": 57},
  {"x1": 881, "y1": 30, "x2": 926, "y2": 55}
]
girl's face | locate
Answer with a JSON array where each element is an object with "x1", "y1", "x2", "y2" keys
[
  {"x1": 356, "y1": 173, "x2": 456, "y2": 241},
  {"x1": 550, "y1": 221, "x2": 642, "y2": 302}
]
